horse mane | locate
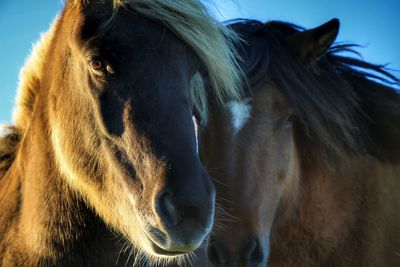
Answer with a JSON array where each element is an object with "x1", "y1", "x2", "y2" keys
[
  {"x1": 231, "y1": 19, "x2": 400, "y2": 163},
  {"x1": 74, "y1": 0, "x2": 243, "y2": 122},
  {"x1": 0, "y1": 19, "x2": 58, "y2": 177}
]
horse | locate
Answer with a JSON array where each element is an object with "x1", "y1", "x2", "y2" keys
[
  {"x1": 201, "y1": 18, "x2": 400, "y2": 267},
  {"x1": 0, "y1": 0, "x2": 243, "y2": 266}
]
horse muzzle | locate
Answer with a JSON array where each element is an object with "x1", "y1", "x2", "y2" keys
[
  {"x1": 146, "y1": 170, "x2": 216, "y2": 256},
  {"x1": 208, "y1": 235, "x2": 270, "y2": 267}
]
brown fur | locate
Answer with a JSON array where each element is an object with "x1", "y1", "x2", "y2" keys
[
  {"x1": 203, "y1": 83, "x2": 400, "y2": 267},
  {"x1": 202, "y1": 19, "x2": 400, "y2": 267}
]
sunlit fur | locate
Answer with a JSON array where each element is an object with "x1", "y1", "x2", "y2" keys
[
  {"x1": 0, "y1": 22, "x2": 58, "y2": 181},
  {"x1": 0, "y1": 1, "x2": 242, "y2": 266}
]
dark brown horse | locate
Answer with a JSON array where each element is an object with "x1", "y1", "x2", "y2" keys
[
  {"x1": 202, "y1": 19, "x2": 400, "y2": 267},
  {"x1": 0, "y1": 0, "x2": 243, "y2": 266}
]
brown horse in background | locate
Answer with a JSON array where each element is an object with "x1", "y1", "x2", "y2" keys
[
  {"x1": 0, "y1": 0, "x2": 243, "y2": 266},
  {"x1": 202, "y1": 19, "x2": 400, "y2": 267}
]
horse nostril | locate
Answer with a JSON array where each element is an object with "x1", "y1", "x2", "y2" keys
[
  {"x1": 157, "y1": 192, "x2": 182, "y2": 227},
  {"x1": 246, "y1": 238, "x2": 266, "y2": 264},
  {"x1": 208, "y1": 237, "x2": 229, "y2": 265}
]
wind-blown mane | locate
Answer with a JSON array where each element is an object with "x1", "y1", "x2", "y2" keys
[
  {"x1": 231, "y1": 19, "x2": 400, "y2": 163},
  {"x1": 0, "y1": 21, "x2": 58, "y2": 177},
  {"x1": 76, "y1": 0, "x2": 243, "y2": 119},
  {"x1": 0, "y1": 0, "x2": 242, "y2": 178}
]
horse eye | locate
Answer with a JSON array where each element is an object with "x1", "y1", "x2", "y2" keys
[
  {"x1": 89, "y1": 58, "x2": 115, "y2": 75},
  {"x1": 90, "y1": 60, "x2": 103, "y2": 70},
  {"x1": 89, "y1": 58, "x2": 107, "y2": 71}
]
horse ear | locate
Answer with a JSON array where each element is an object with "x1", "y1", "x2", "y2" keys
[{"x1": 287, "y1": 18, "x2": 340, "y2": 64}]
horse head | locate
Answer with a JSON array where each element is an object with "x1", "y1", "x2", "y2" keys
[{"x1": 203, "y1": 19, "x2": 340, "y2": 267}]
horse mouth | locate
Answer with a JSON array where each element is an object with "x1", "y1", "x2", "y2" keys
[
  {"x1": 144, "y1": 227, "x2": 191, "y2": 256},
  {"x1": 149, "y1": 241, "x2": 188, "y2": 256}
]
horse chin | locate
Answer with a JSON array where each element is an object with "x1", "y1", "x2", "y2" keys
[
  {"x1": 142, "y1": 226, "x2": 203, "y2": 257},
  {"x1": 147, "y1": 238, "x2": 190, "y2": 257}
]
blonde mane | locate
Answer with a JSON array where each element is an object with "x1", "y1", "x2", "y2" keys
[
  {"x1": 13, "y1": 20, "x2": 58, "y2": 132},
  {"x1": 78, "y1": 0, "x2": 243, "y2": 121},
  {"x1": 0, "y1": 18, "x2": 58, "y2": 176}
]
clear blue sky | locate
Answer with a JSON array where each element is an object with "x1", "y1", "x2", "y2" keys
[{"x1": 0, "y1": 0, "x2": 399, "y2": 123}]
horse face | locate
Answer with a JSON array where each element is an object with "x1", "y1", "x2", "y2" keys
[
  {"x1": 49, "y1": 1, "x2": 215, "y2": 259},
  {"x1": 202, "y1": 84, "x2": 300, "y2": 266}
]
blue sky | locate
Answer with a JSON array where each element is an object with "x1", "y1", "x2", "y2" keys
[{"x1": 0, "y1": 0, "x2": 399, "y2": 123}]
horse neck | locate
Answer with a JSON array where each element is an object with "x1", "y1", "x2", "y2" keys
[
  {"x1": 271, "y1": 154, "x2": 400, "y2": 265},
  {"x1": 0, "y1": 99, "x2": 126, "y2": 265}
]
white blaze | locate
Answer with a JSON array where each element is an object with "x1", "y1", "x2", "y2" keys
[{"x1": 227, "y1": 99, "x2": 252, "y2": 133}]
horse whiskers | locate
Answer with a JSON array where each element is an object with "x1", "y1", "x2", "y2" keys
[
  {"x1": 212, "y1": 203, "x2": 240, "y2": 232},
  {"x1": 216, "y1": 195, "x2": 235, "y2": 205},
  {"x1": 130, "y1": 250, "x2": 139, "y2": 267},
  {"x1": 205, "y1": 165, "x2": 230, "y2": 174},
  {"x1": 123, "y1": 249, "x2": 193, "y2": 267},
  {"x1": 198, "y1": 235, "x2": 211, "y2": 249},
  {"x1": 215, "y1": 203, "x2": 239, "y2": 221},
  {"x1": 115, "y1": 240, "x2": 125, "y2": 264},
  {"x1": 116, "y1": 239, "x2": 131, "y2": 265},
  {"x1": 183, "y1": 251, "x2": 196, "y2": 267},
  {"x1": 136, "y1": 252, "x2": 148, "y2": 267},
  {"x1": 209, "y1": 175, "x2": 232, "y2": 188},
  {"x1": 125, "y1": 247, "x2": 135, "y2": 267},
  {"x1": 212, "y1": 223, "x2": 230, "y2": 232},
  {"x1": 108, "y1": 229, "x2": 129, "y2": 265}
]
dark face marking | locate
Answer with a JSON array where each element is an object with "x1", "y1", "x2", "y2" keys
[{"x1": 56, "y1": 1, "x2": 215, "y2": 257}]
